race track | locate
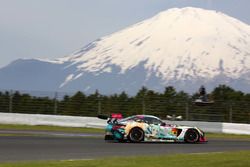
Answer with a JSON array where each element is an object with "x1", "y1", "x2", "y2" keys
[{"x1": 0, "y1": 134, "x2": 250, "y2": 162}]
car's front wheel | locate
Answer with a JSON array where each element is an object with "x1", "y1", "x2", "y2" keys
[
  {"x1": 184, "y1": 129, "x2": 199, "y2": 143},
  {"x1": 128, "y1": 127, "x2": 144, "y2": 143}
]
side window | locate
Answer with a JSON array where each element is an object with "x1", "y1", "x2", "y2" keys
[{"x1": 144, "y1": 117, "x2": 162, "y2": 125}]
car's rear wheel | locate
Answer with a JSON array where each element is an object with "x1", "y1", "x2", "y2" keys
[
  {"x1": 184, "y1": 129, "x2": 199, "y2": 143},
  {"x1": 128, "y1": 127, "x2": 144, "y2": 143}
]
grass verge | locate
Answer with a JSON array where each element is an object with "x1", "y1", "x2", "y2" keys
[
  {"x1": 0, "y1": 124, "x2": 103, "y2": 133},
  {"x1": 0, "y1": 151, "x2": 249, "y2": 167},
  {"x1": 206, "y1": 133, "x2": 250, "y2": 140}
]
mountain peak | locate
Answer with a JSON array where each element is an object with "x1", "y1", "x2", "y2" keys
[
  {"x1": 60, "y1": 7, "x2": 250, "y2": 93},
  {"x1": 66, "y1": 7, "x2": 250, "y2": 78},
  {"x1": 158, "y1": 7, "x2": 213, "y2": 14},
  {"x1": 147, "y1": 7, "x2": 219, "y2": 20},
  {"x1": 1, "y1": 7, "x2": 250, "y2": 94}
]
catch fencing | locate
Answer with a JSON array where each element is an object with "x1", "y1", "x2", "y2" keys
[
  {"x1": 0, "y1": 112, "x2": 249, "y2": 135},
  {"x1": 0, "y1": 89, "x2": 249, "y2": 124}
]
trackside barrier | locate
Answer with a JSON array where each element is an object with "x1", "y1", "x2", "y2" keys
[
  {"x1": 0, "y1": 113, "x2": 249, "y2": 135},
  {"x1": 0, "y1": 112, "x2": 107, "y2": 128},
  {"x1": 166, "y1": 121, "x2": 223, "y2": 134}
]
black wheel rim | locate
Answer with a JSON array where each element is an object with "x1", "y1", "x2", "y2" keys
[
  {"x1": 130, "y1": 129, "x2": 143, "y2": 141},
  {"x1": 186, "y1": 130, "x2": 198, "y2": 142}
]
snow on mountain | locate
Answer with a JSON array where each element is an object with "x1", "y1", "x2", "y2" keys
[
  {"x1": 1, "y1": 7, "x2": 250, "y2": 94},
  {"x1": 58, "y1": 7, "x2": 250, "y2": 90}
]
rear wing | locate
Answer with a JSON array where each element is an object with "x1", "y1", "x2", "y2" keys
[
  {"x1": 97, "y1": 113, "x2": 123, "y2": 120},
  {"x1": 110, "y1": 113, "x2": 123, "y2": 119}
]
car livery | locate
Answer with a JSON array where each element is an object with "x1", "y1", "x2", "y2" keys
[{"x1": 104, "y1": 115, "x2": 207, "y2": 143}]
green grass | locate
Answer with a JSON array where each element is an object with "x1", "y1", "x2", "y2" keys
[
  {"x1": 206, "y1": 133, "x2": 250, "y2": 140},
  {"x1": 0, "y1": 151, "x2": 249, "y2": 167},
  {"x1": 0, "y1": 124, "x2": 103, "y2": 133}
]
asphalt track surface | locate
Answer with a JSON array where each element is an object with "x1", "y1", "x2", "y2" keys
[{"x1": 0, "y1": 133, "x2": 250, "y2": 162}]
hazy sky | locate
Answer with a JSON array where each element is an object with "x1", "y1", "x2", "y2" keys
[{"x1": 0, "y1": 0, "x2": 249, "y2": 67}]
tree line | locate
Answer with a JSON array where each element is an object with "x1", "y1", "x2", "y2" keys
[{"x1": 0, "y1": 85, "x2": 249, "y2": 123}]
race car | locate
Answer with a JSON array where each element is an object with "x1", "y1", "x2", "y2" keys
[{"x1": 102, "y1": 115, "x2": 207, "y2": 143}]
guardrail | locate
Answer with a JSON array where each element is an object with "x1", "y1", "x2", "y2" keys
[
  {"x1": 0, "y1": 112, "x2": 107, "y2": 129},
  {"x1": 0, "y1": 112, "x2": 249, "y2": 135}
]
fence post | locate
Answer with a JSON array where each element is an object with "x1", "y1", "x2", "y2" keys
[
  {"x1": 229, "y1": 103, "x2": 233, "y2": 123},
  {"x1": 185, "y1": 103, "x2": 189, "y2": 121},
  {"x1": 54, "y1": 92, "x2": 58, "y2": 115},
  {"x1": 142, "y1": 98, "x2": 145, "y2": 115},
  {"x1": 98, "y1": 98, "x2": 101, "y2": 115},
  {"x1": 9, "y1": 90, "x2": 13, "y2": 113}
]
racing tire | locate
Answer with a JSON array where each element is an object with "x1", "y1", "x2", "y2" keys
[
  {"x1": 184, "y1": 129, "x2": 200, "y2": 143},
  {"x1": 128, "y1": 127, "x2": 144, "y2": 143}
]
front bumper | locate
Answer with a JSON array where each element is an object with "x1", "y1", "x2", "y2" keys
[{"x1": 199, "y1": 136, "x2": 208, "y2": 142}]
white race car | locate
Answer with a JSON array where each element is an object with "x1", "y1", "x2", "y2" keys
[{"x1": 103, "y1": 115, "x2": 207, "y2": 143}]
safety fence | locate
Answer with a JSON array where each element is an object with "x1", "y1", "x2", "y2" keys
[
  {"x1": 0, "y1": 112, "x2": 249, "y2": 135},
  {"x1": 0, "y1": 89, "x2": 249, "y2": 124}
]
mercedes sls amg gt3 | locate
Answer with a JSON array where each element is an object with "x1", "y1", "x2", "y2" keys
[{"x1": 102, "y1": 114, "x2": 207, "y2": 143}]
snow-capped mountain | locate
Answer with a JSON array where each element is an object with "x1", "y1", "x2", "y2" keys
[{"x1": 1, "y1": 7, "x2": 250, "y2": 94}]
